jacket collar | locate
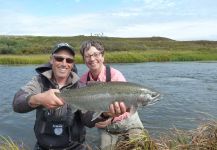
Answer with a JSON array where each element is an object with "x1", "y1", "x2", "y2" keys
[{"x1": 35, "y1": 63, "x2": 79, "y2": 86}]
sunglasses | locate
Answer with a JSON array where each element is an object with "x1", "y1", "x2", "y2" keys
[{"x1": 53, "y1": 55, "x2": 74, "y2": 64}]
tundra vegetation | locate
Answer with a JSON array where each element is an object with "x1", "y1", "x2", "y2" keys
[
  {"x1": 0, "y1": 35, "x2": 217, "y2": 64},
  {"x1": 0, "y1": 135, "x2": 26, "y2": 150},
  {"x1": 1, "y1": 120, "x2": 217, "y2": 150}
]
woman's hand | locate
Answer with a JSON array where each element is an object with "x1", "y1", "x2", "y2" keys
[
  {"x1": 106, "y1": 101, "x2": 127, "y2": 117},
  {"x1": 95, "y1": 101, "x2": 128, "y2": 128}
]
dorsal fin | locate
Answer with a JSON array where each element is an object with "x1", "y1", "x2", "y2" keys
[{"x1": 86, "y1": 81, "x2": 103, "y2": 87}]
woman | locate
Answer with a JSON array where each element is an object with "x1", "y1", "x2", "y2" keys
[{"x1": 79, "y1": 40, "x2": 144, "y2": 149}]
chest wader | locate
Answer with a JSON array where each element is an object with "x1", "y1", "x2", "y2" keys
[
  {"x1": 87, "y1": 65, "x2": 111, "y2": 82},
  {"x1": 87, "y1": 65, "x2": 144, "y2": 149},
  {"x1": 87, "y1": 65, "x2": 117, "y2": 149},
  {"x1": 34, "y1": 75, "x2": 86, "y2": 149}
]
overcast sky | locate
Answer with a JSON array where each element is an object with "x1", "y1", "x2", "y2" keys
[{"x1": 0, "y1": 0, "x2": 217, "y2": 40}]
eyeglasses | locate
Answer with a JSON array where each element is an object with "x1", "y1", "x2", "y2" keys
[
  {"x1": 53, "y1": 55, "x2": 74, "y2": 64},
  {"x1": 84, "y1": 52, "x2": 102, "y2": 60}
]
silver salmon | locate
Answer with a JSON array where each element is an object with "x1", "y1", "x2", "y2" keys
[{"x1": 56, "y1": 81, "x2": 160, "y2": 120}]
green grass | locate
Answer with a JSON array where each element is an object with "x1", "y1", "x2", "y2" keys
[
  {"x1": 1, "y1": 35, "x2": 217, "y2": 64},
  {"x1": 1, "y1": 120, "x2": 217, "y2": 150},
  {"x1": 115, "y1": 130, "x2": 158, "y2": 150},
  {"x1": 1, "y1": 50, "x2": 217, "y2": 64},
  {"x1": 114, "y1": 120, "x2": 217, "y2": 150},
  {"x1": 0, "y1": 54, "x2": 50, "y2": 64},
  {"x1": 0, "y1": 135, "x2": 26, "y2": 150},
  {"x1": 155, "y1": 120, "x2": 217, "y2": 150}
]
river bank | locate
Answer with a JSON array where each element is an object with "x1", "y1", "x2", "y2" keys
[
  {"x1": 1, "y1": 35, "x2": 217, "y2": 64},
  {"x1": 1, "y1": 50, "x2": 217, "y2": 64},
  {"x1": 1, "y1": 120, "x2": 217, "y2": 150}
]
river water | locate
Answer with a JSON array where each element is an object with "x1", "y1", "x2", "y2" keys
[{"x1": 0, "y1": 62, "x2": 217, "y2": 149}]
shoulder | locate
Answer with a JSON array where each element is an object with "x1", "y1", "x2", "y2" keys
[
  {"x1": 20, "y1": 75, "x2": 43, "y2": 94},
  {"x1": 71, "y1": 72, "x2": 80, "y2": 83},
  {"x1": 26, "y1": 75, "x2": 42, "y2": 86},
  {"x1": 110, "y1": 67, "x2": 126, "y2": 82},
  {"x1": 110, "y1": 67, "x2": 122, "y2": 74},
  {"x1": 79, "y1": 71, "x2": 89, "y2": 83}
]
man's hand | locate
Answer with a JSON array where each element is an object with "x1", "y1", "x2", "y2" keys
[
  {"x1": 95, "y1": 117, "x2": 113, "y2": 128},
  {"x1": 28, "y1": 89, "x2": 64, "y2": 109}
]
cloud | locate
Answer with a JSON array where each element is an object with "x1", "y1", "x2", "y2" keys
[
  {"x1": 106, "y1": 20, "x2": 217, "y2": 40},
  {"x1": 0, "y1": 4, "x2": 217, "y2": 40},
  {"x1": 129, "y1": 0, "x2": 176, "y2": 10},
  {"x1": 0, "y1": 11, "x2": 110, "y2": 36}
]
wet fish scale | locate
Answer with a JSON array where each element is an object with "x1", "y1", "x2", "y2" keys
[{"x1": 56, "y1": 82, "x2": 160, "y2": 118}]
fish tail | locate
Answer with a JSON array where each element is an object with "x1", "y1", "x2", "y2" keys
[{"x1": 129, "y1": 105, "x2": 137, "y2": 116}]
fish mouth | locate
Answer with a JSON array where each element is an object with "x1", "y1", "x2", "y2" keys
[
  {"x1": 141, "y1": 92, "x2": 160, "y2": 106},
  {"x1": 149, "y1": 92, "x2": 161, "y2": 105}
]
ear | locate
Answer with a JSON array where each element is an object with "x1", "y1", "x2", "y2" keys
[
  {"x1": 50, "y1": 55, "x2": 53, "y2": 64},
  {"x1": 102, "y1": 56, "x2": 105, "y2": 62}
]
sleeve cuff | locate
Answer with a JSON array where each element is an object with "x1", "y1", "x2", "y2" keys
[{"x1": 100, "y1": 113, "x2": 110, "y2": 120}]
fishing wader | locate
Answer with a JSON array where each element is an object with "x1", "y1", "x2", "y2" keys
[
  {"x1": 99, "y1": 111, "x2": 144, "y2": 150},
  {"x1": 87, "y1": 65, "x2": 144, "y2": 150}
]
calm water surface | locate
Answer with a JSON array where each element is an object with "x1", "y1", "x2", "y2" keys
[{"x1": 0, "y1": 62, "x2": 217, "y2": 148}]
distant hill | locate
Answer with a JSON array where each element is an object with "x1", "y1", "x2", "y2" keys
[{"x1": 0, "y1": 35, "x2": 217, "y2": 54}]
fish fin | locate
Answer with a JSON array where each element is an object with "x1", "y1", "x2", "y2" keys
[
  {"x1": 91, "y1": 112, "x2": 103, "y2": 121},
  {"x1": 70, "y1": 104, "x2": 79, "y2": 113},
  {"x1": 81, "y1": 110, "x2": 88, "y2": 114},
  {"x1": 71, "y1": 104, "x2": 88, "y2": 114},
  {"x1": 86, "y1": 81, "x2": 102, "y2": 87},
  {"x1": 129, "y1": 105, "x2": 138, "y2": 116}
]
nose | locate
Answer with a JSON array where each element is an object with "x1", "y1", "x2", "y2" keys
[
  {"x1": 89, "y1": 55, "x2": 95, "y2": 61},
  {"x1": 61, "y1": 59, "x2": 67, "y2": 65}
]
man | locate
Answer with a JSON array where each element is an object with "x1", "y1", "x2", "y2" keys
[
  {"x1": 13, "y1": 43, "x2": 127, "y2": 150},
  {"x1": 79, "y1": 40, "x2": 144, "y2": 149}
]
